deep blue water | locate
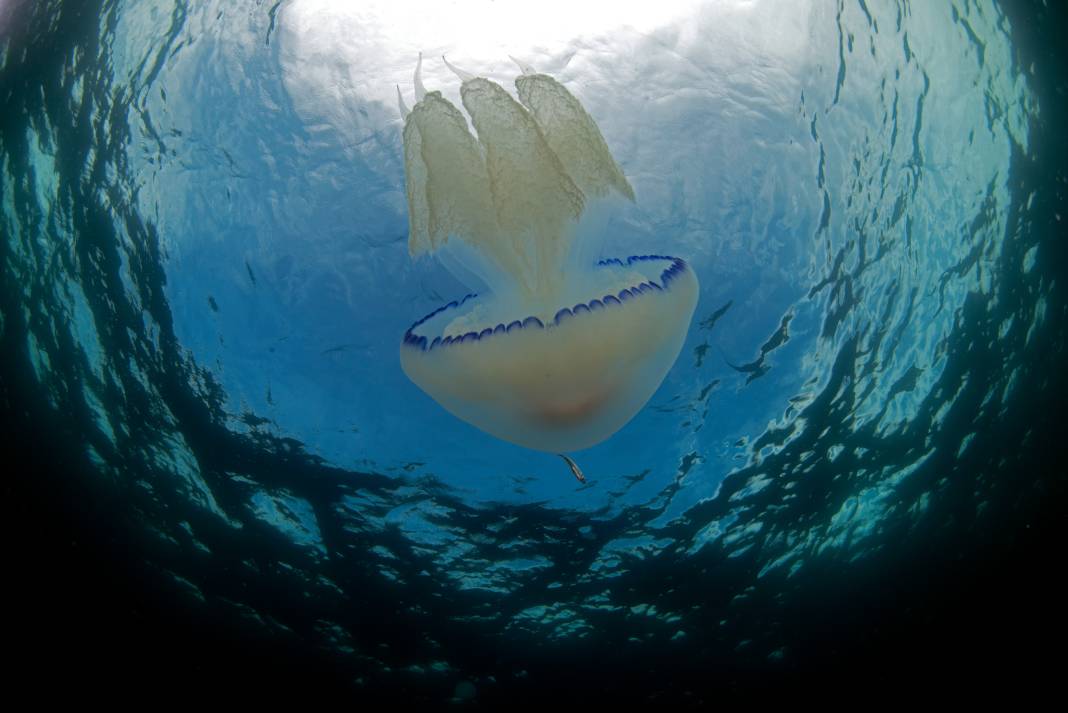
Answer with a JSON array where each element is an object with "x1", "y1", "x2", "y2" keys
[{"x1": 1, "y1": 0, "x2": 1065, "y2": 705}]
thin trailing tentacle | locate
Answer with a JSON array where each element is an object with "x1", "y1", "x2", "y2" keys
[
  {"x1": 442, "y1": 55, "x2": 475, "y2": 82},
  {"x1": 414, "y1": 51, "x2": 426, "y2": 101},
  {"x1": 509, "y1": 55, "x2": 536, "y2": 75}
]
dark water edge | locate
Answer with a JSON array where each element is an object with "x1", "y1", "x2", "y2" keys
[{"x1": 2, "y1": 0, "x2": 1066, "y2": 705}]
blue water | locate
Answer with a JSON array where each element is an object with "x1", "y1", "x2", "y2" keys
[{"x1": 2, "y1": 0, "x2": 1065, "y2": 705}]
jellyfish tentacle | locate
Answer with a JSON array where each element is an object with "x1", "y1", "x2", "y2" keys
[
  {"x1": 442, "y1": 55, "x2": 475, "y2": 82},
  {"x1": 414, "y1": 51, "x2": 427, "y2": 102}
]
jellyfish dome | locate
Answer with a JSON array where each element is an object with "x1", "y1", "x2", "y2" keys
[{"x1": 398, "y1": 56, "x2": 698, "y2": 453}]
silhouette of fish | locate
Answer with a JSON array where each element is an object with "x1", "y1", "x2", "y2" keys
[{"x1": 558, "y1": 454, "x2": 586, "y2": 483}]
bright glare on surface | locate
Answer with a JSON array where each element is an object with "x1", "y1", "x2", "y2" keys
[
  {"x1": 282, "y1": 0, "x2": 714, "y2": 109},
  {"x1": 290, "y1": 0, "x2": 703, "y2": 57}
]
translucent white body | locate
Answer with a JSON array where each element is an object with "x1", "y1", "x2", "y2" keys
[
  {"x1": 402, "y1": 256, "x2": 698, "y2": 452},
  {"x1": 398, "y1": 59, "x2": 698, "y2": 452}
]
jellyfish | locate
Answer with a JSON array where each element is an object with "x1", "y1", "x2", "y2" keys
[{"x1": 398, "y1": 55, "x2": 698, "y2": 454}]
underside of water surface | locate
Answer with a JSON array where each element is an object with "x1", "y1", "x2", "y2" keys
[{"x1": 1, "y1": 0, "x2": 1065, "y2": 705}]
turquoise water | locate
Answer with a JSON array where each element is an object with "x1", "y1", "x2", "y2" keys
[{"x1": 2, "y1": 0, "x2": 1064, "y2": 704}]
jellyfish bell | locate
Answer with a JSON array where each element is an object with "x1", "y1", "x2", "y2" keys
[
  {"x1": 403, "y1": 254, "x2": 698, "y2": 453},
  {"x1": 398, "y1": 56, "x2": 699, "y2": 453}
]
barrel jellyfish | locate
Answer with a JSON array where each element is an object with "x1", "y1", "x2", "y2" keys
[{"x1": 398, "y1": 55, "x2": 699, "y2": 454}]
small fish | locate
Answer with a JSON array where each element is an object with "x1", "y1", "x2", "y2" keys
[{"x1": 558, "y1": 454, "x2": 586, "y2": 484}]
